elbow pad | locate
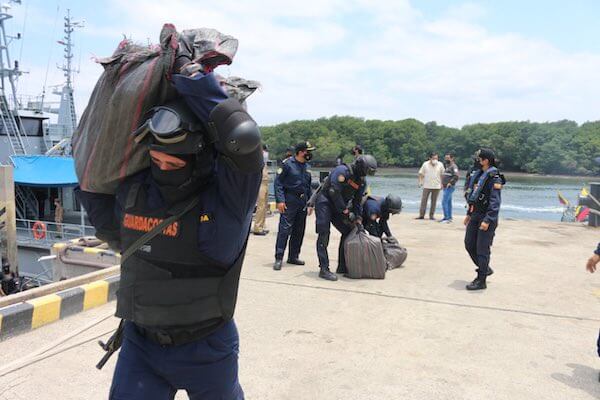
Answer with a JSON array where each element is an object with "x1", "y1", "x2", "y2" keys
[{"x1": 207, "y1": 98, "x2": 263, "y2": 172}]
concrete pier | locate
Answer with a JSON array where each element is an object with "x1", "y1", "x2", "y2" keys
[{"x1": 0, "y1": 214, "x2": 598, "y2": 399}]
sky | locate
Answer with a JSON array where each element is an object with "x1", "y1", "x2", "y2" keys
[{"x1": 5, "y1": 0, "x2": 600, "y2": 128}]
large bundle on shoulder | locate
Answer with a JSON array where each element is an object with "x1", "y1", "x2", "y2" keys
[
  {"x1": 73, "y1": 24, "x2": 257, "y2": 194},
  {"x1": 344, "y1": 226, "x2": 387, "y2": 279}
]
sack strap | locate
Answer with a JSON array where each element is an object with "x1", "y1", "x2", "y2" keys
[{"x1": 120, "y1": 196, "x2": 200, "y2": 263}]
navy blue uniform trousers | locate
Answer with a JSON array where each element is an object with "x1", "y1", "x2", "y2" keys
[
  {"x1": 109, "y1": 320, "x2": 244, "y2": 400},
  {"x1": 275, "y1": 194, "x2": 307, "y2": 260},
  {"x1": 315, "y1": 197, "x2": 353, "y2": 270},
  {"x1": 464, "y1": 213, "x2": 497, "y2": 279}
]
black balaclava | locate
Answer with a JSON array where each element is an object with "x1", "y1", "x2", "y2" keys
[{"x1": 151, "y1": 149, "x2": 215, "y2": 205}]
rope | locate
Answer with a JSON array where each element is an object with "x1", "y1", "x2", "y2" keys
[{"x1": 0, "y1": 310, "x2": 116, "y2": 377}]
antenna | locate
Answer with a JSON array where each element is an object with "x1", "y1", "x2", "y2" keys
[{"x1": 56, "y1": 9, "x2": 84, "y2": 90}]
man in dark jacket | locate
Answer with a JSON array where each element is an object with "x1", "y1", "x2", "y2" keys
[
  {"x1": 463, "y1": 148, "x2": 505, "y2": 291},
  {"x1": 362, "y1": 194, "x2": 402, "y2": 238},
  {"x1": 272, "y1": 142, "x2": 315, "y2": 270},
  {"x1": 77, "y1": 63, "x2": 262, "y2": 399},
  {"x1": 440, "y1": 153, "x2": 459, "y2": 223},
  {"x1": 313, "y1": 155, "x2": 377, "y2": 281}
]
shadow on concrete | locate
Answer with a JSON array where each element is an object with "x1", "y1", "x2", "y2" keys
[
  {"x1": 448, "y1": 280, "x2": 470, "y2": 291},
  {"x1": 551, "y1": 363, "x2": 600, "y2": 398}
]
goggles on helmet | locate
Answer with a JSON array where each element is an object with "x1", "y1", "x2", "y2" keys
[{"x1": 133, "y1": 101, "x2": 210, "y2": 155}]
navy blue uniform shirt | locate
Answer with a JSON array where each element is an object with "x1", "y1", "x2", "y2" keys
[
  {"x1": 363, "y1": 196, "x2": 392, "y2": 237},
  {"x1": 327, "y1": 165, "x2": 366, "y2": 216},
  {"x1": 274, "y1": 157, "x2": 312, "y2": 203},
  {"x1": 467, "y1": 170, "x2": 502, "y2": 223}
]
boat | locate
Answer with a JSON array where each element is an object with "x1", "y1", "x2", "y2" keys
[{"x1": 0, "y1": 2, "x2": 97, "y2": 292}]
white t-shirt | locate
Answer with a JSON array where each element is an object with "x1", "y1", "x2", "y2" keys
[{"x1": 419, "y1": 160, "x2": 444, "y2": 189}]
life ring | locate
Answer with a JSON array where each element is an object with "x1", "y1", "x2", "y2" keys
[{"x1": 32, "y1": 221, "x2": 47, "y2": 240}]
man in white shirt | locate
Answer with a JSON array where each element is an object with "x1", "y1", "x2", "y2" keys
[{"x1": 416, "y1": 152, "x2": 444, "y2": 220}]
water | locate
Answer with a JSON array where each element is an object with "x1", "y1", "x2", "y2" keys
[{"x1": 359, "y1": 169, "x2": 596, "y2": 222}]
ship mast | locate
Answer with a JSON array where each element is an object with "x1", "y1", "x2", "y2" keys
[
  {"x1": 0, "y1": 0, "x2": 26, "y2": 155},
  {"x1": 55, "y1": 9, "x2": 83, "y2": 138}
]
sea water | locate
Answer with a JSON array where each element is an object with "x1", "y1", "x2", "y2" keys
[{"x1": 365, "y1": 170, "x2": 595, "y2": 222}]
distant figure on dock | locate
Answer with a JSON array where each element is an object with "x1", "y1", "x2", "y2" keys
[
  {"x1": 54, "y1": 198, "x2": 64, "y2": 238},
  {"x1": 463, "y1": 148, "x2": 505, "y2": 291},
  {"x1": 416, "y1": 152, "x2": 444, "y2": 220},
  {"x1": 252, "y1": 144, "x2": 270, "y2": 236},
  {"x1": 440, "y1": 153, "x2": 459, "y2": 223}
]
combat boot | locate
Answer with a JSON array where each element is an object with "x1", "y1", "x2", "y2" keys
[
  {"x1": 319, "y1": 267, "x2": 338, "y2": 281},
  {"x1": 287, "y1": 258, "x2": 305, "y2": 265},
  {"x1": 475, "y1": 267, "x2": 494, "y2": 276},
  {"x1": 273, "y1": 260, "x2": 282, "y2": 271},
  {"x1": 466, "y1": 278, "x2": 486, "y2": 291}
]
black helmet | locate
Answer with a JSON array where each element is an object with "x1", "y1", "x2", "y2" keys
[
  {"x1": 384, "y1": 194, "x2": 402, "y2": 214},
  {"x1": 352, "y1": 154, "x2": 377, "y2": 177}
]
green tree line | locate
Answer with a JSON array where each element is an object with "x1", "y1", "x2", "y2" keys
[{"x1": 260, "y1": 117, "x2": 600, "y2": 175}]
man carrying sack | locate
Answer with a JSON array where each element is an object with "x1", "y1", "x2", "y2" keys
[{"x1": 76, "y1": 27, "x2": 262, "y2": 400}]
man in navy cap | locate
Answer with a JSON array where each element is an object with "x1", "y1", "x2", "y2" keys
[{"x1": 273, "y1": 141, "x2": 315, "y2": 270}]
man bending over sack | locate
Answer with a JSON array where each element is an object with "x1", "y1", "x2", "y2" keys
[
  {"x1": 362, "y1": 194, "x2": 402, "y2": 238},
  {"x1": 311, "y1": 155, "x2": 377, "y2": 281},
  {"x1": 77, "y1": 49, "x2": 262, "y2": 399}
]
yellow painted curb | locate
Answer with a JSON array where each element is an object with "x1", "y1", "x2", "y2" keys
[
  {"x1": 82, "y1": 280, "x2": 109, "y2": 310},
  {"x1": 28, "y1": 294, "x2": 62, "y2": 329}
]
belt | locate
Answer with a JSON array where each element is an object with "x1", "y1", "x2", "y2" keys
[
  {"x1": 285, "y1": 190, "x2": 306, "y2": 199},
  {"x1": 135, "y1": 322, "x2": 221, "y2": 347}
]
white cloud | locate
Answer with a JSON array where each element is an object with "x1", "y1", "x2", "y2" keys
[{"x1": 8, "y1": 0, "x2": 600, "y2": 127}]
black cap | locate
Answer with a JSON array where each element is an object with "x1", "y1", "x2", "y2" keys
[{"x1": 295, "y1": 141, "x2": 316, "y2": 153}]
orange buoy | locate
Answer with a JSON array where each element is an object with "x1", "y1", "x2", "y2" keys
[{"x1": 32, "y1": 221, "x2": 47, "y2": 240}]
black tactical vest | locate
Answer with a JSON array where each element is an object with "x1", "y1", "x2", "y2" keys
[{"x1": 115, "y1": 183, "x2": 246, "y2": 338}]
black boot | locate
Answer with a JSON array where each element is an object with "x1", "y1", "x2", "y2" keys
[
  {"x1": 319, "y1": 267, "x2": 338, "y2": 281},
  {"x1": 475, "y1": 267, "x2": 494, "y2": 276},
  {"x1": 466, "y1": 278, "x2": 486, "y2": 291},
  {"x1": 287, "y1": 258, "x2": 305, "y2": 265},
  {"x1": 273, "y1": 259, "x2": 282, "y2": 271}
]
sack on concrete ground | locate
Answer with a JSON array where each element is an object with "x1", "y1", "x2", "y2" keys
[
  {"x1": 344, "y1": 226, "x2": 387, "y2": 279},
  {"x1": 381, "y1": 236, "x2": 407, "y2": 270},
  {"x1": 72, "y1": 25, "x2": 240, "y2": 194}
]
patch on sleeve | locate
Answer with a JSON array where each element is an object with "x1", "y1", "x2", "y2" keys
[
  {"x1": 199, "y1": 213, "x2": 213, "y2": 223},
  {"x1": 493, "y1": 183, "x2": 502, "y2": 190},
  {"x1": 277, "y1": 168, "x2": 283, "y2": 175},
  {"x1": 338, "y1": 174, "x2": 346, "y2": 183}
]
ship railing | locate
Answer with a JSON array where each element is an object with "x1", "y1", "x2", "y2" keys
[{"x1": 15, "y1": 219, "x2": 95, "y2": 247}]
